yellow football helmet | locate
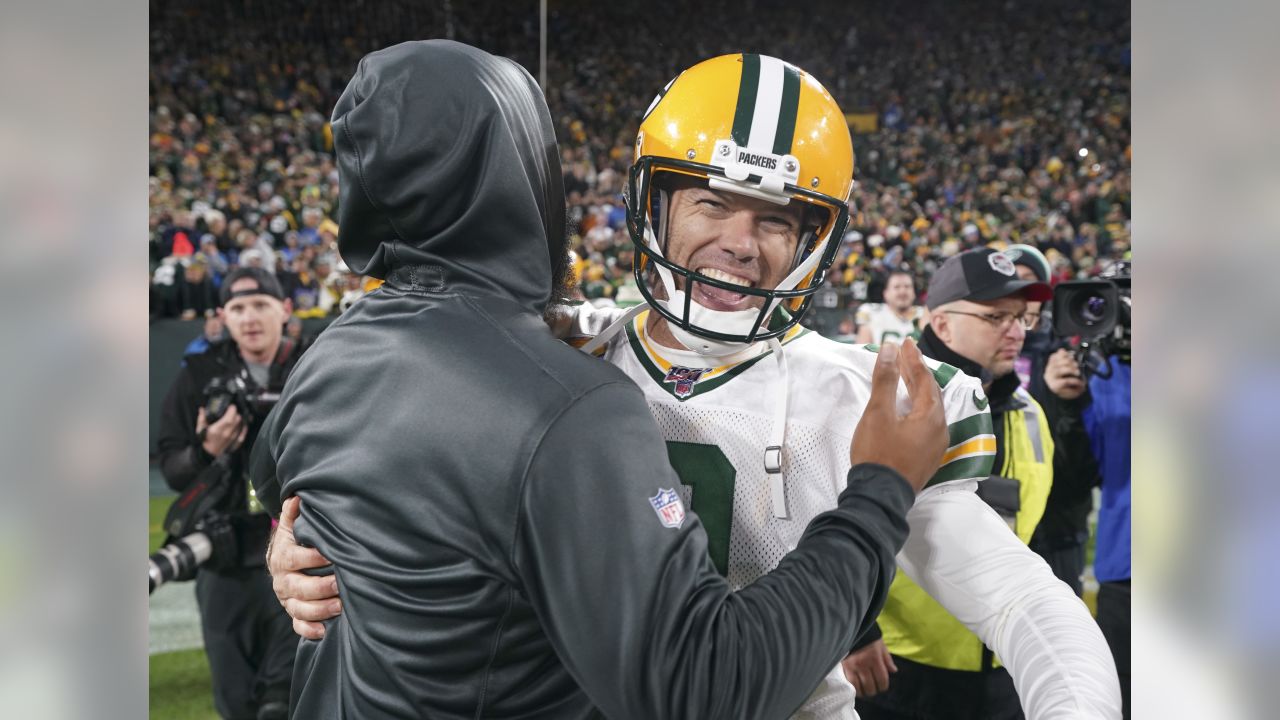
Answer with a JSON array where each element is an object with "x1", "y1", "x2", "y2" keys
[{"x1": 627, "y1": 53, "x2": 854, "y2": 346}]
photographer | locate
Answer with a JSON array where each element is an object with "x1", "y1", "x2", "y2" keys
[
  {"x1": 156, "y1": 267, "x2": 304, "y2": 720},
  {"x1": 1028, "y1": 344, "x2": 1100, "y2": 597},
  {"x1": 1080, "y1": 261, "x2": 1133, "y2": 719},
  {"x1": 1005, "y1": 243, "x2": 1099, "y2": 597}
]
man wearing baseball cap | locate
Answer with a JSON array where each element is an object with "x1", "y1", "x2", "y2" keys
[
  {"x1": 156, "y1": 265, "x2": 305, "y2": 719},
  {"x1": 850, "y1": 248, "x2": 1095, "y2": 720}
]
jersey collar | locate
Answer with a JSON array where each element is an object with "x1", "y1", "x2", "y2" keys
[{"x1": 624, "y1": 310, "x2": 807, "y2": 401}]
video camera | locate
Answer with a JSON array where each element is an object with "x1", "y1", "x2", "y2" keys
[
  {"x1": 1052, "y1": 261, "x2": 1131, "y2": 379},
  {"x1": 149, "y1": 373, "x2": 280, "y2": 594}
]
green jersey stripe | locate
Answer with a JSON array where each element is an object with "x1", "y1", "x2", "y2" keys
[
  {"x1": 858, "y1": 345, "x2": 962, "y2": 391},
  {"x1": 948, "y1": 413, "x2": 994, "y2": 447},
  {"x1": 772, "y1": 64, "x2": 801, "y2": 156},
  {"x1": 931, "y1": 363, "x2": 960, "y2": 389},
  {"x1": 928, "y1": 454, "x2": 995, "y2": 487},
  {"x1": 731, "y1": 54, "x2": 761, "y2": 147}
]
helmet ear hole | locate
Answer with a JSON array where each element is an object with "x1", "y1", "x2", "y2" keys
[{"x1": 791, "y1": 205, "x2": 830, "y2": 267}]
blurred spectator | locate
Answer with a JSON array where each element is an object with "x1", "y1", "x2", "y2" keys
[
  {"x1": 285, "y1": 317, "x2": 305, "y2": 344},
  {"x1": 151, "y1": 260, "x2": 181, "y2": 318},
  {"x1": 311, "y1": 256, "x2": 342, "y2": 315},
  {"x1": 184, "y1": 314, "x2": 225, "y2": 358},
  {"x1": 855, "y1": 270, "x2": 924, "y2": 345},
  {"x1": 204, "y1": 210, "x2": 233, "y2": 255},
  {"x1": 198, "y1": 238, "x2": 230, "y2": 284},
  {"x1": 278, "y1": 231, "x2": 302, "y2": 265},
  {"x1": 338, "y1": 273, "x2": 367, "y2": 313},
  {"x1": 177, "y1": 259, "x2": 218, "y2": 320},
  {"x1": 297, "y1": 207, "x2": 326, "y2": 247}
]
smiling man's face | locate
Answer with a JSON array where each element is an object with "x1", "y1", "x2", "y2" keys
[
  {"x1": 220, "y1": 277, "x2": 289, "y2": 360},
  {"x1": 657, "y1": 177, "x2": 807, "y2": 314}
]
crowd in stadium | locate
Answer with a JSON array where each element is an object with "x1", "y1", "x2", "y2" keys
[{"x1": 149, "y1": 0, "x2": 1129, "y2": 326}]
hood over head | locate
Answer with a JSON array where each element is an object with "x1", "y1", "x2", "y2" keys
[{"x1": 332, "y1": 40, "x2": 566, "y2": 312}]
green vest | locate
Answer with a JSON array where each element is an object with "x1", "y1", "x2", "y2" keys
[{"x1": 878, "y1": 387, "x2": 1054, "y2": 671}]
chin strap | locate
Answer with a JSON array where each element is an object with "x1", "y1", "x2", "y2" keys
[
  {"x1": 579, "y1": 302, "x2": 650, "y2": 357},
  {"x1": 765, "y1": 336, "x2": 790, "y2": 519}
]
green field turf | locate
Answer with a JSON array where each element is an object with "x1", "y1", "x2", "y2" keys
[
  {"x1": 151, "y1": 496, "x2": 217, "y2": 718},
  {"x1": 150, "y1": 648, "x2": 218, "y2": 719},
  {"x1": 149, "y1": 495, "x2": 170, "y2": 554}
]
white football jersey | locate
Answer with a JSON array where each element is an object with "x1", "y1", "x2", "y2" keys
[
  {"x1": 854, "y1": 303, "x2": 924, "y2": 346},
  {"x1": 569, "y1": 306, "x2": 995, "y2": 718}
]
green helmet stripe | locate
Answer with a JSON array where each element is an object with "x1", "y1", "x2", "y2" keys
[
  {"x1": 772, "y1": 64, "x2": 801, "y2": 155},
  {"x1": 731, "y1": 53, "x2": 761, "y2": 147}
]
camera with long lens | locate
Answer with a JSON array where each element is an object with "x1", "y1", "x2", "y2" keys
[
  {"x1": 149, "y1": 373, "x2": 280, "y2": 594},
  {"x1": 1052, "y1": 264, "x2": 1131, "y2": 378},
  {"x1": 148, "y1": 463, "x2": 243, "y2": 594},
  {"x1": 148, "y1": 513, "x2": 237, "y2": 594}
]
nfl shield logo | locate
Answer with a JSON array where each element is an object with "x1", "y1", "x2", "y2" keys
[
  {"x1": 988, "y1": 251, "x2": 1016, "y2": 276},
  {"x1": 649, "y1": 488, "x2": 686, "y2": 529},
  {"x1": 664, "y1": 366, "x2": 706, "y2": 399}
]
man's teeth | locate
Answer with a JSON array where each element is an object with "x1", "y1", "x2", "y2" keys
[{"x1": 698, "y1": 268, "x2": 753, "y2": 288}]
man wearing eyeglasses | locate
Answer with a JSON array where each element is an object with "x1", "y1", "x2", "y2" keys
[{"x1": 851, "y1": 247, "x2": 1067, "y2": 720}]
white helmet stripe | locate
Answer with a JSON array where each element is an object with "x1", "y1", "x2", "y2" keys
[{"x1": 746, "y1": 56, "x2": 786, "y2": 152}]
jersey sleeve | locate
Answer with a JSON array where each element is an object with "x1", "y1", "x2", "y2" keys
[
  {"x1": 923, "y1": 364, "x2": 996, "y2": 489},
  {"x1": 792, "y1": 663, "x2": 859, "y2": 720},
  {"x1": 854, "y1": 303, "x2": 874, "y2": 326},
  {"x1": 897, "y1": 487, "x2": 1123, "y2": 718}
]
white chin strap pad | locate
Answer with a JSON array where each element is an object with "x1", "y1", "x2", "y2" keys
[{"x1": 659, "y1": 293, "x2": 759, "y2": 357}]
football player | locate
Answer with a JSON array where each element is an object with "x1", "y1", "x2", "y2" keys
[
  {"x1": 269, "y1": 54, "x2": 1120, "y2": 719},
  {"x1": 855, "y1": 270, "x2": 926, "y2": 345}
]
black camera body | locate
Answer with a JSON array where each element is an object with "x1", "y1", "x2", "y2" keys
[
  {"x1": 203, "y1": 373, "x2": 279, "y2": 426},
  {"x1": 1052, "y1": 265, "x2": 1131, "y2": 378}
]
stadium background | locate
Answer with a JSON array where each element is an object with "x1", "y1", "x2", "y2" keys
[{"x1": 148, "y1": 0, "x2": 1130, "y2": 715}]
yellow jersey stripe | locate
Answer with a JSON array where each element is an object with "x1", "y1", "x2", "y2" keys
[{"x1": 940, "y1": 435, "x2": 997, "y2": 465}]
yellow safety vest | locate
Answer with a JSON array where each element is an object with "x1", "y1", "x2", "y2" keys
[{"x1": 878, "y1": 387, "x2": 1054, "y2": 671}]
